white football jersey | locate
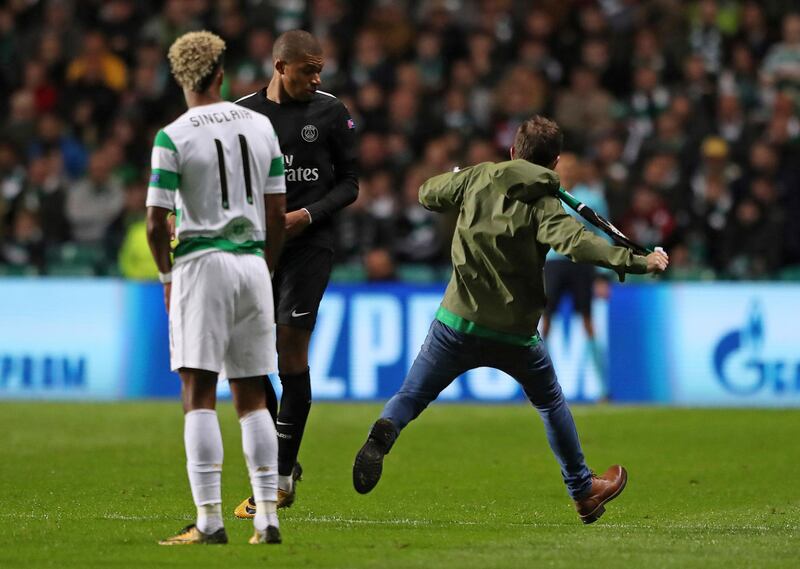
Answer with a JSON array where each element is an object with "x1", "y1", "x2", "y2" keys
[{"x1": 146, "y1": 101, "x2": 286, "y2": 264}]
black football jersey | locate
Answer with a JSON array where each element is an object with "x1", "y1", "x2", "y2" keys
[{"x1": 236, "y1": 88, "x2": 358, "y2": 250}]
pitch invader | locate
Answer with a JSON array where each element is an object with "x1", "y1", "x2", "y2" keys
[
  {"x1": 353, "y1": 116, "x2": 670, "y2": 523},
  {"x1": 234, "y1": 30, "x2": 358, "y2": 517},
  {"x1": 145, "y1": 31, "x2": 287, "y2": 545}
]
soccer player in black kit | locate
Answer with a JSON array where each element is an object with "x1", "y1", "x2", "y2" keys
[{"x1": 233, "y1": 30, "x2": 358, "y2": 517}]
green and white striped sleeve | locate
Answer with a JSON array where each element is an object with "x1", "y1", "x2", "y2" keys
[
  {"x1": 264, "y1": 131, "x2": 286, "y2": 195},
  {"x1": 145, "y1": 129, "x2": 180, "y2": 210}
]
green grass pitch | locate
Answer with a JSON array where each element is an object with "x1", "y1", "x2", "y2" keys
[{"x1": 0, "y1": 402, "x2": 797, "y2": 568}]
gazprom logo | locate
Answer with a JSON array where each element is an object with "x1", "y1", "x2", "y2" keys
[
  {"x1": 712, "y1": 302, "x2": 799, "y2": 395},
  {"x1": 0, "y1": 355, "x2": 87, "y2": 391}
]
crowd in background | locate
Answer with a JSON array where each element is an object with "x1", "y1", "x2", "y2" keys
[{"x1": 1, "y1": 0, "x2": 799, "y2": 281}]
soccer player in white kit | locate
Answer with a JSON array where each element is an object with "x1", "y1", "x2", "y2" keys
[{"x1": 145, "y1": 31, "x2": 287, "y2": 546}]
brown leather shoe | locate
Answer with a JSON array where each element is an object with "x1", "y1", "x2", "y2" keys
[{"x1": 574, "y1": 465, "x2": 628, "y2": 524}]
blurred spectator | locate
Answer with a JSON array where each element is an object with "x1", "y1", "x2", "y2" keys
[
  {"x1": 1, "y1": 208, "x2": 44, "y2": 271},
  {"x1": 364, "y1": 248, "x2": 396, "y2": 281},
  {"x1": 719, "y1": 43, "x2": 762, "y2": 111},
  {"x1": 28, "y1": 113, "x2": 88, "y2": 179},
  {"x1": 688, "y1": 0, "x2": 726, "y2": 75},
  {"x1": 17, "y1": 153, "x2": 71, "y2": 246},
  {"x1": 230, "y1": 28, "x2": 274, "y2": 99},
  {"x1": 555, "y1": 66, "x2": 614, "y2": 149},
  {"x1": 621, "y1": 185, "x2": 677, "y2": 250},
  {"x1": 37, "y1": 30, "x2": 69, "y2": 88},
  {"x1": 517, "y1": 38, "x2": 562, "y2": 84},
  {"x1": 715, "y1": 93, "x2": 758, "y2": 163},
  {"x1": 641, "y1": 153, "x2": 682, "y2": 207},
  {"x1": 0, "y1": 8, "x2": 19, "y2": 102},
  {"x1": 66, "y1": 30, "x2": 128, "y2": 92},
  {"x1": 595, "y1": 134, "x2": 631, "y2": 222},
  {"x1": 631, "y1": 28, "x2": 675, "y2": 84},
  {"x1": 394, "y1": 166, "x2": 442, "y2": 263},
  {"x1": 493, "y1": 65, "x2": 547, "y2": 150},
  {"x1": 735, "y1": 2, "x2": 771, "y2": 59},
  {"x1": 117, "y1": 180, "x2": 158, "y2": 280},
  {"x1": 5, "y1": 91, "x2": 37, "y2": 150},
  {"x1": 22, "y1": 60, "x2": 57, "y2": 114},
  {"x1": 415, "y1": 29, "x2": 446, "y2": 92},
  {"x1": 690, "y1": 175, "x2": 733, "y2": 271},
  {"x1": 0, "y1": 141, "x2": 24, "y2": 196},
  {"x1": 691, "y1": 136, "x2": 740, "y2": 203},
  {"x1": 141, "y1": 0, "x2": 202, "y2": 48},
  {"x1": 65, "y1": 149, "x2": 125, "y2": 244},
  {"x1": 98, "y1": 0, "x2": 142, "y2": 64},
  {"x1": 350, "y1": 28, "x2": 394, "y2": 89},
  {"x1": 761, "y1": 12, "x2": 800, "y2": 105},
  {"x1": 721, "y1": 197, "x2": 783, "y2": 278}
]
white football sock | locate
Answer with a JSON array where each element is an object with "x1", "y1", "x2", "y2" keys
[
  {"x1": 278, "y1": 474, "x2": 293, "y2": 492},
  {"x1": 240, "y1": 409, "x2": 278, "y2": 531},
  {"x1": 256, "y1": 500, "x2": 279, "y2": 531},
  {"x1": 184, "y1": 409, "x2": 224, "y2": 533},
  {"x1": 197, "y1": 503, "x2": 224, "y2": 534}
]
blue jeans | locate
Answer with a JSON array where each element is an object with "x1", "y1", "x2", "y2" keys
[{"x1": 381, "y1": 319, "x2": 593, "y2": 499}]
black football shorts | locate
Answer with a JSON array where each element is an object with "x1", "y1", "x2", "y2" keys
[
  {"x1": 273, "y1": 244, "x2": 334, "y2": 331},
  {"x1": 543, "y1": 259, "x2": 595, "y2": 317}
]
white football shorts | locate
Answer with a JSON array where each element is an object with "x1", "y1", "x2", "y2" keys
[{"x1": 169, "y1": 251, "x2": 277, "y2": 378}]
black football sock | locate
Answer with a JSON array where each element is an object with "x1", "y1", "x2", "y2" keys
[
  {"x1": 263, "y1": 376, "x2": 278, "y2": 425},
  {"x1": 277, "y1": 368, "x2": 312, "y2": 476}
]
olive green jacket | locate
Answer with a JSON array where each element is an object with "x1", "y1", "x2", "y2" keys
[{"x1": 420, "y1": 159, "x2": 648, "y2": 343}]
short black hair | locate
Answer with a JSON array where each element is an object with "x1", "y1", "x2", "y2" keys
[
  {"x1": 513, "y1": 116, "x2": 563, "y2": 167},
  {"x1": 273, "y1": 29, "x2": 322, "y2": 63}
]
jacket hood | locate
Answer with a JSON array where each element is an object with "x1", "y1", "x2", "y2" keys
[{"x1": 491, "y1": 159, "x2": 561, "y2": 204}]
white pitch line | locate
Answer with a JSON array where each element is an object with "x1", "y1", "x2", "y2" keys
[
  {"x1": 290, "y1": 515, "x2": 788, "y2": 533},
  {"x1": 1, "y1": 512, "x2": 792, "y2": 532}
]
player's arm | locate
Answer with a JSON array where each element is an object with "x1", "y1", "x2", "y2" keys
[
  {"x1": 146, "y1": 206, "x2": 173, "y2": 274},
  {"x1": 264, "y1": 194, "x2": 286, "y2": 275},
  {"x1": 418, "y1": 167, "x2": 473, "y2": 212},
  {"x1": 299, "y1": 103, "x2": 358, "y2": 226},
  {"x1": 264, "y1": 142, "x2": 287, "y2": 275},
  {"x1": 146, "y1": 128, "x2": 180, "y2": 310},
  {"x1": 146, "y1": 206, "x2": 174, "y2": 310},
  {"x1": 534, "y1": 195, "x2": 652, "y2": 280}
]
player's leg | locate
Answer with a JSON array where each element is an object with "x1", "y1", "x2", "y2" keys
[
  {"x1": 275, "y1": 323, "x2": 312, "y2": 496},
  {"x1": 161, "y1": 366, "x2": 228, "y2": 545},
  {"x1": 353, "y1": 320, "x2": 476, "y2": 494},
  {"x1": 179, "y1": 369, "x2": 227, "y2": 538},
  {"x1": 160, "y1": 254, "x2": 232, "y2": 545},
  {"x1": 225, "y1": 254, "x2": 282, "y2": 543},
  {"x1": 571, "y1": 264, "x2": 608, "y2": 399},
  {"x1": 233, "y1": 267, "x2": 281, "y2": 521},
  {"x1": 541, "y1": 260, "x2": 568, "y2": 338},
  {"x1": 230, "y1": 378, "x2": 281, "y2": 544},
  {"x1": 272, "y1": 245, "x2": 333, "y2": 505},
  {"x1": 494, "y1": 340, "x2": 626, "y2": 524}
]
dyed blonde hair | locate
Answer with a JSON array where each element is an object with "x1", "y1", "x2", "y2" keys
[{"x1": 167, "y1": 31, "x2": 226, "y2": 92}]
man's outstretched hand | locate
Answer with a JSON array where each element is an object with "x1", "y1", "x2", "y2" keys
[{"x1": 646, "y1": 249, "x2": 669, "y2": 273}]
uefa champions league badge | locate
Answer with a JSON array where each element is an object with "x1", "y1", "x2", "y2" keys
[{"x1": 301, "y1": 124, "x2": 318, "y2": 142}]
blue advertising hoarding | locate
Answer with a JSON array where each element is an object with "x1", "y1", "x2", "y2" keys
[
  {"x1": 0, "y1": 280, "x2": 606, "y2": 402},
  {"x1": 3, "y1": 279, "x2": 797, "y2": 405},
  {"x1": 609, "y1": 284, "x2": 800, "y2": 406},
  {"x1": 0, "y1": 280, "x2": 125, "y2": 399}
]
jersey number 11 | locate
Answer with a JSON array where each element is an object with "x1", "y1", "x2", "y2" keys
[{"x1": 214, "y1": 134, "x2": 254, "y2": 209}]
